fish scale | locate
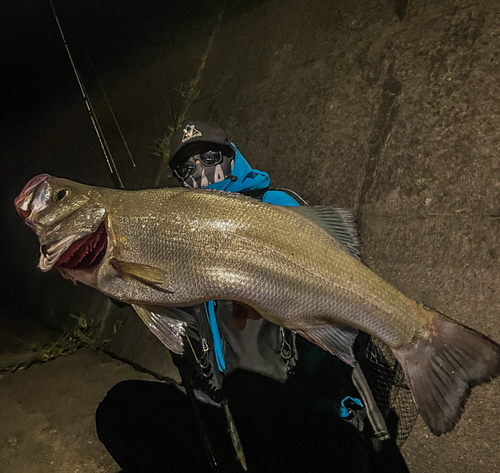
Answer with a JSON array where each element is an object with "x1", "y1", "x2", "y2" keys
[{"x1": 107, "y1": 188, "x2": 423, "y2": 346}]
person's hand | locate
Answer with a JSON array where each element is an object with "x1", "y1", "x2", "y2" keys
[{"x1": 231, "y1": 301, "x2": 262, "y2": 330}]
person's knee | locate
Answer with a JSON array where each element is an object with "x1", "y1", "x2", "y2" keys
[
  {"x1": 96, "y1": 379, "x2": 182, "y2": 432},
  {"x1": 101, "y1": 380, "x2": 137, "y2": 404},
  {"x1": 96, "y1": 380, "x2": 142, "y2": 436}
]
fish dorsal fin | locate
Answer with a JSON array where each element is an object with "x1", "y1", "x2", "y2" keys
[
  {"x1": 296, "y1": 324, "x2": 358, "y2": 366},
  {"x1": 291, "y1": 206, "x2": 360, "y2": 260}
]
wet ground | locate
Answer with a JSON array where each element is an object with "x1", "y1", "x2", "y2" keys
[
  {"x1": 0, "y1": 310, "x2": 155, "y2": 473},
  {"x1": 0, "y1": 350, "x2": 140, "y2": 473}
]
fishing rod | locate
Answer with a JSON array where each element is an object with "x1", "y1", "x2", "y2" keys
[
  {"x1": 62, "y1": 4, "x2": 146, "y2": 189},
  {"x1": 171, "y1": 353, "x2": 221, "y2": 472},
  {"x1": 48, "y1": 0, "x2": 124, "y2": 189}
]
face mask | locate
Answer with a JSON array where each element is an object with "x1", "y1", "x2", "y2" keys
[{"x1": 173, "y1": 151, "x2": 234, "y2": 188}]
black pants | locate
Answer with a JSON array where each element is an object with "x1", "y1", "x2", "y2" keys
[{"x1": 96, "y1": 371, "x2": 375, "y2": 473}]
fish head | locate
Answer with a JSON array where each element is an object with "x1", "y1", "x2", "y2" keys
[{"x1": 15, "y1": 174, "x2": 109, "y2": 277}]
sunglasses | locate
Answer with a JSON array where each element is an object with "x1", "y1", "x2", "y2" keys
[{"x1": 173, "y1": 150, "x2": 224, "y2": 180}]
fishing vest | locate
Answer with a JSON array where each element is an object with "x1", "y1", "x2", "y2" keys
[{"x1": 178, "y1": 186, "x2": 302, "y2": 401}]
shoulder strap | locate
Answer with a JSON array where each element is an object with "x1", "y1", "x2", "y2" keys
[{"x1": 271, "y1": 187, "x2": 309, "y2": 205}]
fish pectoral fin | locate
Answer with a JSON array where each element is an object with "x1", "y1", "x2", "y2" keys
[
  {"x1": 296, "y1": 325, "x2": 358, "y2": 366},
  {"x1": 132, "y1": 304, "x2": 187, "y2": 354},
  {"x1": 111, "y1": 258, "x2": 173, "y2": 292},
  {"x1": 393, "y1": 310, "x2": 500, "y2": 436},
  {"x1": 290, "y1": 206, "x2": 360, "y2": 260}
]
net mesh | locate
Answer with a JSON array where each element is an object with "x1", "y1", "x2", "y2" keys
[{"x1": 363, "y1": 336, "x2": 419, "y2": 446}]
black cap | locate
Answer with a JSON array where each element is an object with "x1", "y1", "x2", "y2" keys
[{"x1": 169, "y1": 120, "x2": 233, "y2": 169}]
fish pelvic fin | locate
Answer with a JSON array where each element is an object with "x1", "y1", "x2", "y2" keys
[
  {"x1": 110, "y1": 258, "x2": 173, "y2": 292},
  {"x1": 393, "y1": 311, "x2": 500, "y2": 436},
  {"x1": 132, "y1": 304, "x2": 188, "y2": 354}
]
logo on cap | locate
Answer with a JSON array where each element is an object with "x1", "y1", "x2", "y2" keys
[{"x1": 181, "y1": 124, "x2": 203, "y2": 143}]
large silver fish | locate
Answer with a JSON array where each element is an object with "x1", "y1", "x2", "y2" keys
[{"x1": 15, "y1": 174, "x2": 500, "y2": 436}]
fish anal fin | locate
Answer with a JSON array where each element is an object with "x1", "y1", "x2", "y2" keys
[
  {"x1": 393, "y1": 312, "x2": 500, "y2": 436},
  {"x1": 296, "y1": 325, "x2": 358, "y2": 366},
  {"x1": 132, "y1": 304, "x2": 187, "y2": 354}
]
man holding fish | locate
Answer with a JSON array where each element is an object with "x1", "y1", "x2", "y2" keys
[
  {"x1": 15, "y1": 121, "x2": 498, "y2": 471},
  {"x1": 96, "y1": 121, "x2": 392, "y2": 472}
]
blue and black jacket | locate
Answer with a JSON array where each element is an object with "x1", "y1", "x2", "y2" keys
[{"x1": 203, "y1": 144, "x2": 301, "y2": 206}]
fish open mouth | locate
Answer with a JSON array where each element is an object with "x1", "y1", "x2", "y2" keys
[{"x1": 51, "y1": 222, "x2": 108, "y2": 271}]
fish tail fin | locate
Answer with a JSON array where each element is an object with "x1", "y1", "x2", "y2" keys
[{"x1": 393, "y1": 311, "x2": 500, "y2": 436}]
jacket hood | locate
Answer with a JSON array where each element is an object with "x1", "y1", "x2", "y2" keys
[{"x1": 204, "y1": 144, "x2": 270, "y2": 193}]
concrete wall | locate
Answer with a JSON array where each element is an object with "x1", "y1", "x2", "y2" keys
[{"x1": 3, "y1": 1, "x2": 500, "y2": 471}]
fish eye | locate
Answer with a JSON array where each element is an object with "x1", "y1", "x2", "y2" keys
[{"x1": 54, "y1": 188, "x2": 70, "y2": 202}]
